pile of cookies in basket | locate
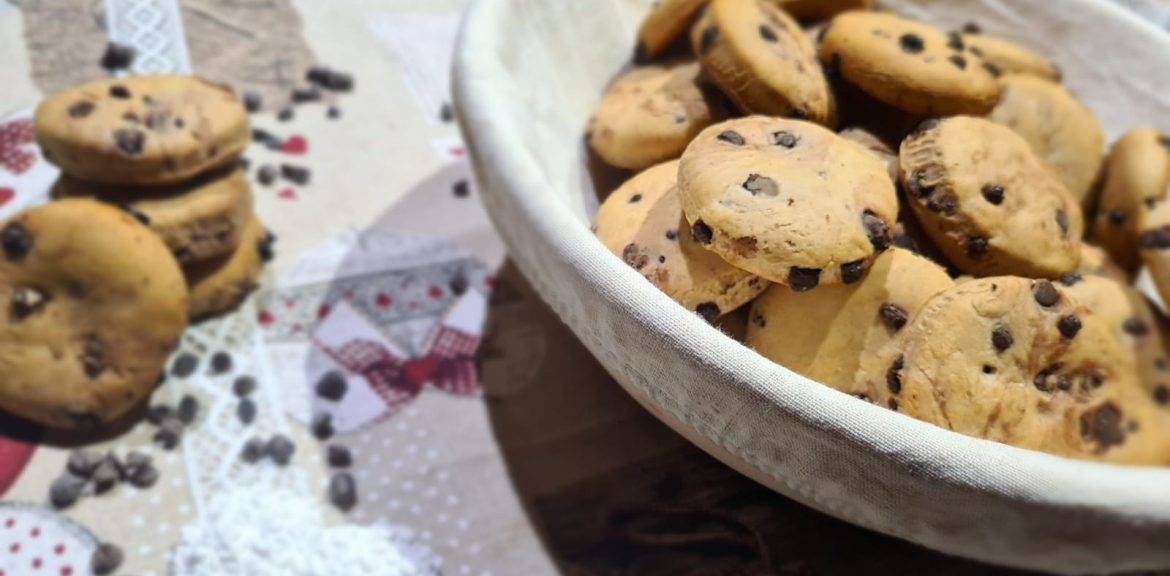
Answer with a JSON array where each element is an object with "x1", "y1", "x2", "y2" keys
[
  {"x1": 0, "y1": 75, "x2": 269, "y2": 430},
  {"x1": 590, "y1": 0, "x2": 1170, "y2": 465}
]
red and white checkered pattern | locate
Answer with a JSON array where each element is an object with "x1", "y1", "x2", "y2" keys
[{"x1": 0, "y1": 119, "x2": 35, "y2": 175}]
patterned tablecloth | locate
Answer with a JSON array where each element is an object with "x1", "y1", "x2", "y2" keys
[{"x1": 0, "y1": 1, "x2": 1166, "y2": 575}]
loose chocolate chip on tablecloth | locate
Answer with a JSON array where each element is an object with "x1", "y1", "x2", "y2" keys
[
  {"x1": 1106, "y1": 209, "x2": 1127, "y2": 226},
  {"x1": 257, "y1": 165, "x2": 277, "y2": 187},
  {"x1": 717, "y1": 130, "x2": 744, "y2": 146},
  {"x1": 258, "y1": 231, "x2": 277, "y2": 262},
  {"x1": 251, "y1": 127, "x2": 279, "y2": 147},
  {"x1": 291, "y1": 86, "x2": 321, "y2": 103},
  {"x1": 1081, "y1": 402, "x2": 1126, "y2": 449},
  {"x1": 170, "y1": 352, "x2": 198, "y2": 377},
  {"x1": 788, "y1": 267, "x2": 821, "y2": 292},
  {"x1": 453, "y1": 180, "x2": 470, "y2": 198},
  {"x1": 311, "y1": 411, "x2": 334, "y2": 440},
  {"x1": 233, "y1": 375, "x2": 258, "y2": 397},
  {"x1": 307, "y1": 67, "x2": 354, "y2": 92},
  {"x1": 2, "y1": 223, "x2": 32, "y2": 261},
  {"x1": 316, "y1": 371, "x2": 348, "y2": 401},
  {"x1": 991, "y1": 326, "x2": 1014, "y2": 352},
  {"x1": 243, "y1": 91, "x2": 262, "y2": 113},
  {"x1": 146, "y1": 404, "x2": 172, "y2": 425},
  {"x1": 178, "y1": 394, "x2": 200, "y2": 424},
  {"x1": 440, "y1": 102, "x2": 455, "y2": 123},
  {"x1": 266, "y1": 434, "x2": 296, "y2": 466},
  {"x1": 879, "y1": 303, "x2": 908, "y2": 331},
  {"x1": 91, "y1": 543, "x2": 124, "y2": 576},
  {"x1": 327, "y1": 445, "x2": 353, "y2": 468},
  {"x1": 209, "y1": 351, "x2": 233, "y2": 375},
  {"x1": 241, "y1": 437, "x2": 266, "y2": 463},
  {"x1": 327, "y1": 105, "x2": 342, "y2": 120},
  {"x1": 66, "y1": 449, "x2": 100, "y2": 478},
  {"x1": 11, "y1": 287, "x2": 49, "y2": 319},
  {"x1": 237, "y1": 398, "x2": 257, "y2": 425},
  {"x1": 91, "y1": 455, "x2": 120, "y2": 494},
  {"x1": 691, "y1": 220, "x2": 713, "y2": 244},
  {"x1": 127, "y1": 463, "x2": 159, "y2": 488},
  {"x1": 695, "y1": 302, "x2": 721, "y2": 323},
  {"x1": 329, "y1": 472, "x2": 358, "y2": 512},
  {"x1": 1140, "y1": 226, "x2": 1170, "y2": 249},
  {"x1": 1058, "y1": 271, "x2": 1082, "y2": 286},
  {"x1": 278, "y1": 107, "x2": 294, "y2": 122},
  {"x1": 981, "y1": 184, "x2": 1004, "y2": 205},
  {"x1": 1154, "y1": 386, "x2": 1170, "y2": 405},
  {"x1": 862, "y1": 211, "x2": 890, "y2": 251},
  {"x1": 743, "y1": 174, "x2": 778, "y2": 197},
  {"x1": 239, "y1": 157, "x2": 251, "y2": 173},
  {"x1": 280, "y1": 164, "x2": 311, "y2": 185},
  {"x1": 899, "y1": 33, "x2": 925, "y2": 53},
  {"x1": 68, "y1": 100, "x2": 95, "y2": 118},
  {"x1": 112, "y1": 127, "x2": 145, "y2": 154},
  {"x1": 123, "y1": 451, "x2": 151, "y2": 475},
  {"x1": 1058, "y1": 315, "x2": 1082, "y2": 339},
  {"x1": 1032, "y1": 281, "x2": 1060, "y2": 307},
  {"x1": 49, "y1": 474, "x2": 86, "y2": 509},
  {"x1": 154, "y1": 416, "x2": 183, "y2": 450},
  {"x1": 100, "y1": 42, "x2": 135, "y2": 70},
  {"x1": 1123, "y1": 317, "x2": 1150, "y2": 336}
]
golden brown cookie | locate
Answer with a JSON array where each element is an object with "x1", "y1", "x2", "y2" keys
[
  {"x1": 899, "y1": 116, "x2": 1083, "y2": 278},
  {"x1": 679, "y1": 116, "x2": 897, "y2": 289},
  {"x1": 0, "y1": 200, "x2": 188, "y2": 428},
  {"x1": 588, "y1": 62, "x2": 723, "y2": 170},
  {"x1": 987, "y1": 75, "x2": 1104, "y2": 207},
  {"x1": 594, "y1": 160, "x2": 768, "y2": 320},
  {"x1": 53, "y1": 166, "x2": 253, "y2": 264},
  {"x1": 35, "y1": 75, "x2": 249, "y2": 185},
  {"x1": 186, "y1": 217, "x2": 271, "y2": 320},
  {"x1": 636, "y1": 0, "x2": 711, "y2": 60},
  {"x1": 839, "y1": 127, "x2": 897, "y2": 182},
  {"x1": 820, "y1": 12, "x2": 1000, "y2": 116},
  {"x1": 778, "y1": 0, "x2": 871, "y2": 22},
  {"x1": 857, "y1": 277, "x2": 1168, "y2": 465},
  {"x1": 960, "y1": 31, "x2": 1060, "y2": 80},
  {"x1": 692, "y1": 0, "x2": 834, "y2": 123},
  {"x1": 746, "y1": 248, "x2": 952, "y2": 393},
  {"x1": 1093, "y1": 128, "x2": 1170, "y2": 272}
]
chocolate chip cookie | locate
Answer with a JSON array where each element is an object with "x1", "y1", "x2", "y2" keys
[
  {"x1": 186, "y1": 217, "x2": 270, "y2": 319},
  {"x1": 0, "y1": 200, "x2": 188, "y2": 428},
  {"x1": 960, "y1": 30, "x2": 1061, "y2": 80},
  {"x1": 53, "y1": 166, "x2": 253, "y2": 264},
  {"x1": 857, "y1": 277, "x2": 1168, "y2": 465},
  {"x1": 1094, "y1": 128, "x2": 1169, "y2": 272},
  {"x1": 636, "y1": 0, "x2": 711, "y2": 60},
  {"x1": 588, "y1": 62, "x2": 724, "y2": 170},
  {"x1": 820, "y1": 12, "x2": 1000, "y2": 116},
  {"x1": 987, "y1": 74, "x2": 1104, "y2": 206},
  {"x1": 899, "y1": 116, "x2": 1083, "y2": 278},
  {"x1": 35, "y1": 75, "x2": 249, "y2": 185},
  {"x1": 679, "y1": 116, "x2": 897, "y2": 289},
  {"x1": 595, "y1": 160, "x2": 768, "y2": 320},
  {"x1": 746, "y1": 247, "x2": 952, "y2": 393},
  {"x1": 692, "y1": 0, "x2": 834, "y2": 123}
]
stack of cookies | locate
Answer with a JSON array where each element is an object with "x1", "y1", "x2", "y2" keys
[
  {"x1": 588, "y1": 0, "x2": 1170, "y2": 465},
  {"x1": 36, "y1": 75, "x2": 273, "y2": 321}
]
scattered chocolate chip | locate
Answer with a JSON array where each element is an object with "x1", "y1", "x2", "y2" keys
[
  {"x1": 243, "y1": 91, "x2": 262, "y2": 112},
  {"x1": 257, "y1": 164, "x2": 277, "y2": 187},
  {"x1": 1, "y1": 223, "x2": 32, "y2": 261},
  {"x1": 717, "y1": 130, "x2": 744, "y2": 145},
  {"x1": 68, "y1": 100, "x2": 95, "y2": 118},
  {"x1": 691, "y1": 220, "x2": 713, "y2": 244},
  {"x1": 11, "y1": 287, "x2": 48, "y2": 319},
  {"x1": 100, "y1": 42, "x2": 135, "y2": 70},
  {"x1": 878, "y1": 303, "x2": 908, "y2": 331},
  {"x1": 154, "y1": 416, "x2": 183, "y2": 450},
  {"x1": 266, "y1": 434, "x2": 296, "y2": 466},
  {"x1": 291, "y1": 86, "x2": 321, "y2": 103},
  {"x1": 237, "y1": 398, "x2": 257, "y2": 425},
  {"x1": 841, "y1": 260, "x2": 865, "y2": 284},
  {"x1": 316, "y1": 371, "x2": 347, "y2": 401},
  {"x1": 48, "y1": 474, "x2": 86, "y2": 511},
  {"x1": 329, "y1": 472, "x2": 358, "y2": 511},
  {"x1": 759, "y1": 25, "x2": 778, "y2": 42},
  {"x1": 1055, "y1": 210, "x2": 1070, "y2": 236},
  {"x1": 280, "y1": 163, "x2": 311, "y2": 185},
  {"x1": 122, "y1": 451, "x2": 151, "y2": 476},
  {"x1": 66, "y1": 449, "x2": 100, "y2": 478},
  {"x1": 327, "y1": 105, "x2": 342, "y2": 120},
  {"x1": 146, "y1": 404, "x2": 172, "y2": 425},
  {"x1": 232, "y1": 375, "x2": 257, "y2": 397},
  {"x1": 966, "y1": 236, "x2": 988, "y2": 259},
  {"x1": 257, "y1": 231, "x2": 277, "y2": 263},
  {"x1": 1058, "y1": 315, "x2": 1082, "y2": 339},
  {"x1": 177, "y1": 394, "x2": 199, "y2": 425},
  {"x1": 241, "y1": 437, "x2": 266, "y2": 463},
  {"x1": 1107, "y1": 209, "x2": 1127, "y2": 226},
  {"x1": 1139, "y1": 226, "x2": 1170, "y2": 249},
  {"x1": 113, "y1": 127, "x2": 145, "y2": 155},
  {"x1": 695, "y1": 302, "x2": 721, "y2": 323},
  {"x1": 306, "y1": 67, "x2": 354, "y2": 92},
  {"x1": 1058, "y1": 271, "x2": 1082, "y2": 286},
  {"x1": 1154, "y1": 386, "x2": 1170, "y2": 405},
  {"x1": 311, "y1": 411, "x2": 334, "y2": 440},
  {"x1": 982, "y1": 365, "x2": 996, "y2": 375},
  {"x1": 205, "y1": 351, "x2": 232, "y2": 375},
  {"x1": 448, "y1": 271, "x2": 470, "y2": 296},
  {"x1": 633, "y1": 41, "x2": 648, "y2": 63},
  {"x1": 327, "y1": 445, "x2": 352, "y2": 468},
  {"x1": 991, "y1": 326, "x2": 1013, "y2": 352},
  {"x1": 773, "y1": 131, "x2": 798, "y2": 148},
  {"x1": 91, "y1": 543, "x2": 124, "y2": 576},
  {"x1": 1080, "y1": 402, "x2": 1126, "y2": 449},
  {"x1": 439, "y1": 102, "x2": 454, "y2": 123},
  {"x1": 980, "y1": 184, "x2": 1004, "y2": 205},
  {"x1": 699, "y1": 26, "x2": 719, "y2": 54},
  {"x1": 899, "y1": 33, "x2": 925, "y2": 53},
  {"x1": 947, "y1": 32, "x2": 965, "y2": 50},
  {"x1": 1032, "y1": 281, "x2": 1060, "y2": 307},
  {"x1": 108, "y1": 85, "x2": 131, "y2": 99},
  {"x1": 788, "y1": 267, "x2": 821, "y2": 292},
  {"x1": 743, "y1": 174, "x2": 779, "y2": 197},
  {"x1": 886, "y1": 355, "x2": 904, "y2": 394},
  {"x1": 126, "y1": 463, "x2": 159, "y2": 488},
  {"x1": 278, "y1": 107, "x2": 294, "y2": 122},
  {"x1": 91, "y1": 455, "x2": 120, "y2": 494},
  {"x1": 862, "y1": 211, "x2": 890, "y2": 251},
  {"x1": 1123, "y1": 317, "x2": 1150, "y2": 336}
]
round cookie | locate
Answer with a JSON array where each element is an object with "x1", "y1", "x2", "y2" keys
[
  {"x1": 691, "y1": 0, "x2": 834, "y2": 124},
  {"x1": 1093, "y1": 128, "x2": 1170, "y2": 272},
  {"x1": 0, "y1": 200, "x2": 188, "y2": 428},
  {"x1": 899, "y1": 116, "x2": 1083, "y2": 279},
  {"x1": 820, "y1": 12, "x2": 1000, "y2": 116},
  {"x1": 679, "y1": 116, "x2": 898, "y2": 289},
  {"x1": 636, "y1": 0, "x2": 710, "y2": 60},
  {"x1": 594, "y1": 160, "x2": 768, "y2": 320},
  {"x1": 856, "y1": 277, "x2": 1168, "y2": 465},
  {"x1": 35, "y1": 75, "x2": 249, "y2": 185},
  {"x1": 746, "y1": 247, "x2": 953, "y2": 394},
  {"x1": 588, "y1": 62, "x2": 724, "y2": 170},
  {"x1": 53, "y1": 166, "x2": 253, "y2": 264},
  {"x1": 778, "y1": 0, "x2": 871, "y2": 22},
  {"x1": 960, "y1": 31, "x2": 1060, "y2": 80},
  {"x1": 987, "y1": 75, "x2": 1104, "y2": 207},
  {"x1": 186, "y1": 217, "x2": 271, "y2": 319},
  {"x1": 839, "y1": 127, "x2": 897, "y2": 182}
]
